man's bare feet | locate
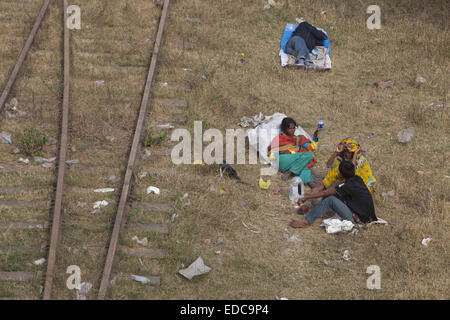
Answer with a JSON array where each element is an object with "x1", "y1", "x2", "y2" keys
[
  {"x1": 281, "y1": 170, "x2": 293, "y2": 181},
  {"x1": 289, "y1": 219, "x2": 310, "y2": 228}
]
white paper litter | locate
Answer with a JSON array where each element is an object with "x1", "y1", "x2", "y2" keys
[
  {"x1": 156, "y1": 124, "x2": 174, "y2": 129},
  {"x1": 132, "y1": 236, "x2": 148, "y2": 246},
  {"x1": 421, "y1": 237, "x2": 433, "y2": 247},
  {"x1": 95, "y1": 80, "x2": 105, "y2": 85},
  {"x1": 34, "y1": 157, "x2": 56, "y2": 163},
  {"x1": 146, "y1": 186, "x2": 160, "y2": 195},
  {"x1": 342, "y1": 250, "x2": 350, "y2": 261},
  {"x1": 34, "y1": 258, "x2": 46, "y2": 265},
  {"x1": 131, "y1": 275, "x2": 151, "y2": 284},
  {"x1": 1, "y1": 132, "x2": 12, "y2": 144},
  {"x1": 94, "y1": 188, "x2": 115, "y2": 193},
  {"x1": 178, "y1": 257, "x2": 211, "y2": 280},
  {"x1": 18, "y1": 158, "x2": 29, "y2": 164},
  {"x1": 93, "y1": 200, "x2": 109, "y2": 209},
  {"x1": 76, "y1": 282, "x2": 93, "y2": 300},
  {"x1": 42, "y1": 163, "x2": 54, "y2": 168},
  {"x1": 66, "y1": 159, "x2": 80, "y2": 164},
  {"x1": 320, "y1": 218, "x2": 354, "y2": 234}
]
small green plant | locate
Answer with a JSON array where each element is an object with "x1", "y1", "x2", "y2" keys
[
  {"x1": 144, "y1": 126, "x2": 167, "y2": 147},
  {"x1": 17, "y1": 127, "x2": 49, "y2": 156}
]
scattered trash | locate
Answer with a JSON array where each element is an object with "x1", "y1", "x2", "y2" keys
[
  {"x1": 215, "y1": 237, "x2": 224, "y2": 245},
  {"x1": 5, "y1": 97, "x2": 26, "y2": 118},
  {"x1": 273, "y1": 189, "x2": 281, "y2": 195},
  {"x1": 427, "y1": 103, "x2": 449, "y2": 109},
  {"x1": 350, "y1": 229, "x2": 359, "y2": 236},
  {"x1": 215, "y1": 251, "x2": 221, "y2": 255},
  {"x1": 157, "y1": 124, "x2": 174, "y2": 129},
  {"x1": 367, "y1": 133, "x2": 375, "y2": 139},
  {"x1": 397, "y1": 128, "x2": 415, "y2": 144},
  {"x1": 66, "y1": 159, "x2": 80, "y2": 164},
  {"x1": 178, "y1": 257, "x2": 211, "y2": 280},
  {"x1": 105, "y1": 136, "x2": 115, "y2": 142},
  {"x1": 34, "y1": 258, "x2": 46, "y2": 265},
  {"x1": 259, "y1": 177, "x2": 271, "y2": 190},
  {"x1": 320, "y1": 218, "x2": 354, "y2": 234},
  {"x1": 131, "y1": 275, "x2": 152, "y2": 284},
  {"x1": 219, "y1": 187, "x2": 226, "y2": 195},
  {"x1": 320, "y1": 10, "x2": 327, "y2": 15},
  {"x1": 12, "y1": 148, "x2": 20, "y2": 154},
  {"x1": 77, "y1": 202, "x2": 87, "y2": 208},
  {"x1": 107, "y1": 175, "x2": 117, "y2": 183},
  {"x1": 382, "y1": 190, "x2": 395, "y2": 197},
  {"x1": 34, "y1": 157, "x2": 56, "y2": 163},
  {"x1": 238, "y1": 112, "x2": 265, "y2": 128},
  {"x1": 132, "y1": 236, "x2": 148, "y2": 246},
  {"x1": 201, "y1": 74, "x2": 208, "y2": 80},
  {"x1": 421, "y1": 237, "x2": 433, "y2": 247},
  {"x1": 42, "y1": 163, "x2": 54, "y2": 168},
  {"x1": 1, "y1": 132, "x2": 12, "y2": 144},
  {"x1": 18, "y1": 158, "x2": 29, "y2": 164},
  {"x1": 342, "y1": 250, "x2": 350, "y2": 261},
  {"x1": 170, "y1": 213, "x2": 179, "y2": 222},
  {"x1": 370, "y1": 99, "x2": 377, "y2": 104},
  {"x1": 146, "y1": 186, "x2": 160, "y2": 195},
  {"x1": 94, "y1": 188, "x2": 114, "y2": 193},
  {"x1": 289, "y1": 176, "x2": 304, "y2": 202},
  {"x1": 95, "y1": 80, "x2": 105, "y2": 85},
  {"x1": 161, "y1": 82, "x2": 168, "y2": 87},
  {"x1": 138, "y1": 171, "x2": 148, "y2": 179},
  {"x1": 76, "y1": 282, "x2": 93, "y2": 300},
  {"x1": 284, "y1": 228, "x2": 301, "y2": 242},
  {"x1": 415, "y1": 76, "x2": 426, "y2": 84},
  {"x1": 93, "y1": 200, "x2": 109, "y2": 209},
  {"x1": 241, "y1": 220, "x2": 261, "y2": 233},
  {"x1": 374, "y1": 80, "x2": 395, "y2": 88}
]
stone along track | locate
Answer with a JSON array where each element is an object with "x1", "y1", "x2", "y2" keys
[{"x1": 0, "y1": 0, "x2": 59, "y2": 299}]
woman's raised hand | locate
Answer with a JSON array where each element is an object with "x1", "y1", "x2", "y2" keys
[{"x1": 335, "y1": 144, "x2": 344, "y2": 153}]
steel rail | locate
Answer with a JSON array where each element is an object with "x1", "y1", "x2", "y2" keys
[
  {"x1": 97, "y1": 0, "x2": 171, "y2": 300},
  {"x1": 42, "y1": 0, "x2": 71, "y2": 300},
  {"x1": 0, "y1": 0, "x2": 51, "y2": 113}
]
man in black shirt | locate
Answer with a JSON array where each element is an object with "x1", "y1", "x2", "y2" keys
[
  {"x1": 286, "y1": 19, "x2": 328, "y2": 68},
  {"x1": 290, "y1": 161, "x2": 377, "y2": 228}
]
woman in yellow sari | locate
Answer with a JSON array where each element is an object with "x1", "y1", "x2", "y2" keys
[{"x1": 316, "y1": 138, "x2": 376, "y2": 193}]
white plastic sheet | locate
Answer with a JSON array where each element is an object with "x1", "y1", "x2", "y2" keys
[{"x1": 178, "y1": 257, "x2": 211, "y2": 280}]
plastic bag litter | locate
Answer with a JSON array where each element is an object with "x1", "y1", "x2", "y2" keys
[
  {"x1": 34, "y1": 258, "x2": 46, "y2": 265},
  {"x1": 66, "y1": 159, "x2": 80, "y2": 164},
  {"x1": 397, "y1": 128, "x2": 415, "y2": 144},
  {"x1": 421, "y1": 237, "x2": 433, "y2": 247},
  {"x1": 132, "y1": 236, "x2": 148, "y2": 246},
  {"x1": 18, "y1": 158, "x2": 29, "y2": 164},
  {"x1": 94, "y1": 188, "x2": 115, "y2": 193},
  {"x1": 178, "y1": 257, "x2": 211, "y2": 280},
  {"x1": 320, "y1": 218, "x2": 354, "y2": 234},
  {"x1": 1, "y1": 132, "x2": 12, "y2": 144},
  {"x1": 93, "y1": 200, "x2": 109, "y2": 209},
  {"x1": 146, "y1": 186, "x2": 160, "y2": 195},
  {"x1": 76, "y1": 282, "x2": 93, "y2": 300},
  {"x1": 131, "y1": 275, "x2": 152, "y2": 284},
  {"x1": 42, "y1": 163, "x2": 54, "y2": 168},
  {"x1": 342, "y1": 250, "x2": 350, "y2": 261},
  {"x1": 247, "y1": 113, "x2": 311, "y2": 164}
]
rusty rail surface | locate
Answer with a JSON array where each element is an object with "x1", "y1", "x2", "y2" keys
[
  {"x1": 97, "y1": 0, "x2": 171, "y2": 300},
  {"x1": 43, "y1": 0, "x2": 71, "y2": 300},
  {"x1": 0, "y1": 0, "x2": 51, "y2": 113}
]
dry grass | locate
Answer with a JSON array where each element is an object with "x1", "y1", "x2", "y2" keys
[
  {"x1": 136, "y1": 0, "x2": 448, "y2": 300},
  {"x1": 0, "y1": 0, "x2": 448, "y2": 300}
]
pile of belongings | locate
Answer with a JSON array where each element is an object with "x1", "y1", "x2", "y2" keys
[{"x1": 279, "y1": 20, "x2": 332, "y2": 70}]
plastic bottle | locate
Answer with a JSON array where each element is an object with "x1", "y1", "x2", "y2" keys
[
  {"x1": 318, "y1": 117, "x2": 324, "y2": 131},
  {"x1": 289, "y1": 176, "x2": 305, "y2": 202}
]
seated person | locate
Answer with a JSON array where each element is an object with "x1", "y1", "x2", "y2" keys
[
  {"x1": 285, "y1": 18, "x2": 328, "y2": 68},
  {"x1": 290, "y1": 161, "x2": 377, "y2": 228},
  {"x1": 268, "y1": 117, "x2": 318, "y2": 189},
  {"x1": 315, "y1": 138, "x2": 376, "y2": 194}
]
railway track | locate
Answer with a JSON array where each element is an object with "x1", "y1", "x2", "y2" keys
[{"x1": 0, "y1": 0, "x2": 195, "y2": 299}]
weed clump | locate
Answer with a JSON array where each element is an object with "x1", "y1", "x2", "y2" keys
[
  {"x1": 17, "y1": 127, "x2": 49, "y2": 156},
  {"x1": 143, "y1": 126, "x2": 167, "y2": 147}
]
